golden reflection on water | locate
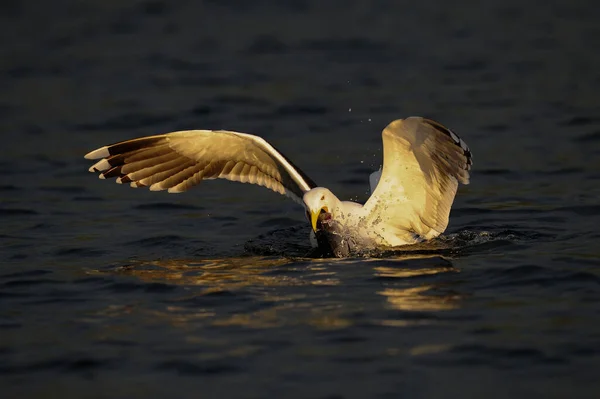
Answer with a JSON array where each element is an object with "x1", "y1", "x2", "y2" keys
[
  {"x1": 378, "y1": 286, "x2": 461, "y2": 312},
  {"x1": 372, "y1": 256, "x2": 462, "y2": 313},
  {"x1": 87, "y1": 254, "x2": 463, "y2": 330},
  {"x1": 88, "y1": 256, "x2": 350, "y2": 330},
  {"x1": 102, "y1": 256, "x2": 341, "y2": 291},
  {"x1": 210, "y1": 301, "x2": 352, "y2": 330}
]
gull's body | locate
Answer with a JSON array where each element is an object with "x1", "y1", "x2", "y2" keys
[{"x1": 85, "y1": 117, "x2": 472, "y2": 257}]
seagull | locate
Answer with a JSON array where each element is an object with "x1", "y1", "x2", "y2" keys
[{"x1": 85, "y1": 116, "x2": 472, "y2": 257}]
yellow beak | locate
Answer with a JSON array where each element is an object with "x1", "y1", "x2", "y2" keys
[
  {"x1": 310, "y1": 210, "x2": 320, "y2": 232},
  {"x1": 309, "y1": 206, "x2": 328, "y2": 232}
]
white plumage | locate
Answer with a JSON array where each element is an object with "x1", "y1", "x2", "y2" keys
[{"x1": 85, "y1": 116, "x2": 472, "y2": 257}]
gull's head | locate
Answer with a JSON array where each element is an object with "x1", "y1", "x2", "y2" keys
[{"x1": 303, "y1": 187, "x2": 339, "y2": 232}]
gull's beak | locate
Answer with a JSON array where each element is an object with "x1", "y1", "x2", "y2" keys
[
  {"x1": 309, "y1": 207, "x2": 328, "y2": 232},
  {"x1": 310, "y1": 210, "x2": 320, "y2": 232}
]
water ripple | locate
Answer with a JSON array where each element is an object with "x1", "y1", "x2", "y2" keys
[
  {"x1": 155, "y1": 360, "x2": 240, "y2": 375},
  {"x1": 0, "y1": 208, "x2": 38, "y2": 216}
]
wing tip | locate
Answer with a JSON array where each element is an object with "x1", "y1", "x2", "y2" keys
[
  {"x1": 84, "y1": 146, "x2": 110, "y2": 160},
  {"x1": 149, "y1": 183, "x2": 164, "y2": 192},
  {"x1": 88, "y1": 159, "x2": 111, "y2": 173}
]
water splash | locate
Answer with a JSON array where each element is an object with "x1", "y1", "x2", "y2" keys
[{"x1": 243, "y1": 225, "x2": 543, "y2": 258}]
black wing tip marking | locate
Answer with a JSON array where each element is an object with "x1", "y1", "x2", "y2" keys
[
  {"x1": 85, "y1": 136, "x2": 166, "y2": 160},
  {"x1": 87, "y1": 136, "x2": 168, "y2": 183},
  {"x1": 422, "y1": 118, "x2": 473, "y2": 170},
  {"x1": 106, "y1": 136, "x2": 165, "y2": 157}
]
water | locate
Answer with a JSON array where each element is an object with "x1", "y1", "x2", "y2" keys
[{"x1": 2, "y1": 0, "x2": 600, "y2": 397}]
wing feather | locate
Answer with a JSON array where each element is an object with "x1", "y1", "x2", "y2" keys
[
  {"x1": 364, "y1": 117, "x2": 472, "y2": 242},
  {"x1": 149, "y1": 162, "x2": 202, "y2": 191},
  {"x1": 120, "y1": 152, "x2": 180, "y2": 174},
  {"x1": 126, "y1": 156, "x2": 189, "y2": 182},
  {"x1": 85, "y1": 130, "x2": 317, "y2": 204}
]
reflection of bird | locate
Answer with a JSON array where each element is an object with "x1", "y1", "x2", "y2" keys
[{"x1": 85, "y1": 117, "x2": 472, "y2": 257}]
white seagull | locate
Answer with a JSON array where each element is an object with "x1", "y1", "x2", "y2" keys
[{"x1": 85, "y1": 116, "x2": 472, "y2": 257}]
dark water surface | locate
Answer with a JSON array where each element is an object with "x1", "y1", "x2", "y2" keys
[{"x1": 2, "y1": 1, "x2": 600, "y2": 397}]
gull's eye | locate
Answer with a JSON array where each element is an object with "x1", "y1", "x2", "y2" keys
[{"x1": 320, "y1": 195, "x2": 325, "y2": 201}]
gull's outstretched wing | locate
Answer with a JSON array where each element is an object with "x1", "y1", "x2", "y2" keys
[
  {"x1": 364, "y1": 117, "x2": 472, "y2": 241},
  {"x1": 85, "y1": 130, "x2": 317, "y2": 204}
]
